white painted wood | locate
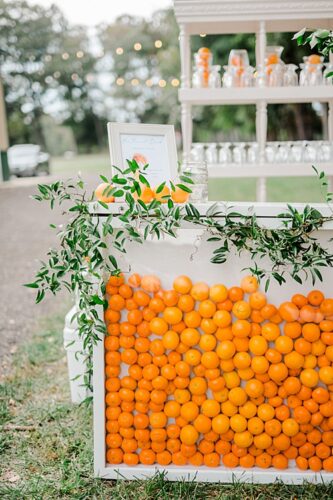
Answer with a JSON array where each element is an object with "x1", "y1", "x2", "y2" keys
[
  {"x1": 179, "y1": 23, "x2": 191, "y2": 89},
  {"x1": 174, "y1": 1, "x2": 333, "y2": 34},
  {"x1": 208, "y1": 162, "x2": 333, "y2": 178},
  {"x1": 179, "y1": 86, "x2": 333, "y2": 105},
  {"x1": 181, "y1": 102, "x2": 192, "y2": 161}
]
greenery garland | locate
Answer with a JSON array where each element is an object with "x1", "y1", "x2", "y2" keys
[{"x1": 25, "y1": 160, "x2": 333, "y2": 392}]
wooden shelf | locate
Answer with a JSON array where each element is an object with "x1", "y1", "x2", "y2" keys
[
  {"x1": 208, "y1": 162, "x2": 333, "y2": 178},
  {"x1": 179, "y1": 86, "x2": 333, "y2": 106}
]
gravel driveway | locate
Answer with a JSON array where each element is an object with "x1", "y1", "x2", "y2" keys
[{"x1": 0, "y1": 174, "x2": 96, "y2": 372}]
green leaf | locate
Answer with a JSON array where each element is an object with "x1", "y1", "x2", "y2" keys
[
  {"x1": 112, "y1": 189, "x2": 124, "y2": 198},
  {"x1": 109, "y1": 255, "x2": 118, "y2": 269},
  {"x1": 139, "y1": 174, "x2": 150, "y2": 187},
  {"x1": 100, "y1": 175, "x2": 109, "y2": 183},
  {"x1": 24, "y1": 282, "x2": 39, "y2": 289},
  {"x1": 176, "y1": 183, "x2": 192, "y2": 193},
  {"x1": 155, "y1": 181, "x2": 166, "y2": 194}
]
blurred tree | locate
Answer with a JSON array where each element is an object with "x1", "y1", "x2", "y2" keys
[{"x1": 0, "y1": 0, "x2": 104, "y2": 152}]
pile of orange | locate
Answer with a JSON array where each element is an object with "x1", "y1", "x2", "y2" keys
[
  {"x1": 104, "y1": 272, "x2": 333, "y2": 471},
  {"x1": 95, "y1": 182, "x2": 189, "y2": 204}
]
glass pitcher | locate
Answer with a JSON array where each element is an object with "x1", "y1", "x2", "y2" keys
[
  {"x1": 181, "y1": 161, "x2": 208, "y2": 203},
  {"x1": 283, "y1": 64, "x2": 298, "y2": 86}
]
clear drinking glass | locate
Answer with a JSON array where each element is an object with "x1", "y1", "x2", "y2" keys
[
  {"x1": 309, "y1": 64, "x2": 323, "y2": 85},
  {"x1": 228, "y1": 49, "x2": 249, "y2": 68},
  {"x1": 192, "y1": 67, "x2": 208, "y2": 88},
  {"x1": 205, "y1": 143, "x2": 218, "y2": 164},
  {"x1": 208, "y1": 65, "x2": 221, "y2": 88},
  {"x1": 275, "y1": 142, "x2": 290, "y2": 163},
  {"x1": 265, "y1": 142, "x2": 277, "y2": 163},
  {"x1": 190, "y1": 143, "x2": 205, "y2": 162},
  {"x1": 233, "y1": 143, "x2": 247, "y2": 164},
  {"x1": 267, "y1": 63, "x2": 284, "y2": 86},
  {"x1": 289, "y1": 141, "x2": 303, "y2": 163},
  {"x1": 323, "y1": 63, "x2": 333, "y2": 84},
  {"x1": 240, "y1": 66, "x2": 254, "y2": 87},
  {"x1": 219, "y1": 143, "x2": 232, "y2": 163},
  {"x1": 222, "y1": 65, "x2": 238, "y2": 87},
  {"x1": 265, "y1": 46, "x2": 284, "y2": 65},
  {"x1": 255, "y1": 65, "x2": 267, "y2": 87},
  {"x1": 303, "y1": 141, "x2": 317, "y2": 162},
  {"x1": 247, "y1": 142, "x2": 259, "y2": 163},
  {"x1": 283, "y1": 64, "x2": 298, "y2": 86},
  {"x1": 318, "y1": 141, "x2": 332, "y2": 162},
  {"x1": 181, "y1": 161, "x2": 208, "y2": 202}
]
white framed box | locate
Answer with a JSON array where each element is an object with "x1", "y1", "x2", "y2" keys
[
  {"x1": 107, "y1": 122, "x2": 178, "y2": 186},
  {"x1": 93, "y1": 201, "x2": 333, "y2": 483}
]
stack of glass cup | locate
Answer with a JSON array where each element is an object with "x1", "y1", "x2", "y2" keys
[
  {"x1": 222, "y1": 49, "x2": 254, "y2": 88},
  {"x1": 192, "y1": 48, "x2": 221, "y2": 88},
  {"x1": 190, "y1": 141, "x2": 333, "y2": 165}
]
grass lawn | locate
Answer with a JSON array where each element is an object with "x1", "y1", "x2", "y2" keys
[
  {"x1": 51, "y1": 153, "x2": 325, "y2": 203},
  {"x1": 1, "y1": 314, "x2": 333, "y2": 499}
]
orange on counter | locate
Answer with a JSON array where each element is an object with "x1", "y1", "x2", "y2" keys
[{"x1": 104, "y1": 272, "x2": 333, "y2": 471}]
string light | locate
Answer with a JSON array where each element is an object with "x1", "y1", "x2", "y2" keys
[
  {"x1": 76, "y1": 50, "x2": 84, "y2": 58},
  {"x1": 131, "y1": 78, "x2": 139, "y2": 86},
  {"x1": 44, "y1": 54, "x2": 52, "y2": 62},
  {"x1": 86, "y1": 74, "x2": 94, "y2": 82},
  {"x1": 145, "y1": 79, "x2": 153, "y2": 87},
  {"x1": 155, "y1": 40, "x2": 163, "y2": 48},
  {"x1": 62, "y1": 52, "x2": 69, "y2": 60},
  {"x1": 71, "y1": 73, "x2": 79, "y2": 81},
  {"x1": 200, "y1": 33, "x2": 207, "y2": 37},
  {"x1": 116, "y1": 77, "x2": 125, "y2": 86},
  {"x1": 116, "y1": 47, "x2": 123, "y2": 55},
  {"x1": 53, "y1": 71, "x2": 61, "y2": 78},
  {"x1": 134, "y1": 43, "x2": 142, "y2": 51},
  {"x1": 171, "y1": 78, "x2": 180, "y2": 87},
  {"x1": 158, "y1": 79, "x2": 166, "y2": 88}
]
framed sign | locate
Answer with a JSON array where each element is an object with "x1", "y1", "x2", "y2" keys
[{"x1": 107, "y1": 122, "x2": 178, "y2": 186}]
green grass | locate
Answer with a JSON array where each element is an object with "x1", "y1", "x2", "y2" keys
[
  {"x1": 1, "y1": 314, "x2": 333, "y2": 498},
  {"x1": 51, "y1": 153, "x2": 325, "y2": 203}
]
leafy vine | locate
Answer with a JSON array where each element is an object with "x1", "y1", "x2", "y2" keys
[{"x1": 26, "y1": 162, "x2": 333, "y2": 391}]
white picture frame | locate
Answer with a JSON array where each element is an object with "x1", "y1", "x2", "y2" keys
[{"x1": 107, "y1": 122, "x2": 178, "y2": 186}]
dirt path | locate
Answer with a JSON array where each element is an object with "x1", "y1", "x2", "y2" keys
[{"x1": 0, "y1": 174, "x2": 96, "y2": 371}]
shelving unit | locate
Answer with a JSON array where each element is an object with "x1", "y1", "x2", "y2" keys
[{"x1": 174, "y1": 0, "x2": 333, "y2": 201}]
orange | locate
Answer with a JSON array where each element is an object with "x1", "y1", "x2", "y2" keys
[
  {"x1": 239, "y1": 401, "x2": 257, "y2": 419},
  {"x1": 201, "y1": 351, "x2": 219, "y2": 369},
  {"x1": 320, "y1": 298, "x2": 333, "y2": 316},
  {"x1": 191, "y1": 282, "x2": 209, "y2": 301},
  {"x1": 172, "y1": 275, "x2": 192, "y2": 294},
  {"x1": 275, "y1": 335, "x2": 293, "y2": 354},
  {"x1": 240, "y1": 454, "x2": 255, "y2": 468},
  {"x1": 180, "y1": 328, "x2": 200, "y2": 347},
  {"x1": 245, "y1": 379, "x2": 264, "y2": 398},
  {"x1": 233, "y1": 351, "x2": 251, "y2": 369},
  {"x1": 272, "y1": 454, "x2": 288, "y2": 470},
  {"x1": 251, "y1": 356, "x2": 269, "y2": 374},
  {"x1": 299, "y1": 305, "x2": 316, "y2": 323},
  {"x1": 283, "y1": 376, "x2": 301, "y2": 395},
  {"x1": 184, "y1": 348, "x2": 201, "y2": 366},
  {"x1": 258, "y1": 404, "x2": 275, "y2": 422},
  {"x1": 308, "y1": 290, "x2": 324, "y2": 306},
  {"x1": 199, "y1": 334, "x2": 216, "y2": 352},
  {"x1": 300, "y1": 368, "x2": 319, "y2": 388},
  {"x1": 268, "y1": 363, "x2": 288, "y2": 382},
  {"x1": 230, "y1": 414, "x2": 247, "y2": 432},
  {"x1": 284, "y1": 351, "x2": 304, "y2": 370},
  {"x1": 139, "y1": 449, "x2": 156, "y2": 465},
  {"x1": 163, "y1": 290, "x2": 179, "y2": 307},
  {"x1": 189, "y1": 377, "x2": 207, "y2": 395},
  {"x1": 199, "y1": 299, "x2": 216, "y2": 318},
  {"x1": 319, "y1": 366, "x2": 333, "y2": 385},
  {"x1": 282, "y1": 418, "x2": 299, "y2": 437},
  {"x1": 177, "y1": 294, "x2": 195, "y2": 313},
  {"x1": 261, "y1": 304, "x2": 278, "y2": 320},
  {"x1": 234, "y1": 430, "x2": 253, "y2": 448},
  {"x1": 228, "y1": 387, "x2": 247, "y2": 407},
  {"x1": 184, "y1": 311, "x2": 201, "y2": 328},
  {"x1": 292, "y1": 293, "x2": 308, "y2": 308},
  {"x1": 249, "y1": 335, "x2": 268, "y2": 356},
  {"x1": 284, "y1": 322, "x2": 302, "y2": 339},
  {"x1": 248, "y1": 417, "x2": 264, "y2": 436},
  {"x1": 264, "y1": 419, "x2": 281, "y2": 437},
  {"x1": 240, "y1": 275, "x2": 258, "y2": 293},
  {"x1": 249, "y1": 291, "x2": 267, "y2": 310},
  {"x1": 232, "y1": 319, "x2": 251, "y2": 338},
  {"x1": 213, "y1": 310, "x2": 231, "y2": 328},
  {"x1": 200, "y1": 318, "x2": 217, "y2": 334},
  {"x1": 180, "y1": 401, "x2": 199, "y2": 422},
  {"x1": 180, "y1": 425, "x2": 198, "y2": 445},
  {"x1": 273, "y1": 434, "x2": 290, "y2": 451},
  {"x1": 162, "y1": 330, "x2": 179, "y2": 350},
  {"x1": 163, "y1": 306, "x2": 182, "y2": 325},
  {"x1": 253, "y1": 433, "x2": 272, "y2": 450},
  {"x1": 302, "y1": 323, "x2": 320, "y2": 342},
  {"x1": 150, "y1": 317, "x2": 168, "y2": 336},
  {"x1": 212, "y1": 414, "x2": 230, "y2": 434},
  {"x1": 209, "y1": 284, "x2": 228, "y2": 303},
  {"x1": 223, "y1": 371, "x2": 240, "y2": 389},
  {"x1": 216, "y1": 340, "x2": 236, "y2": 360},
  {"x1": 279, "y1": 302, "x2": 299, "y2": 322},
  {"x1": 201, "y1": 399, "x2": 220, "y2": 418},
  {"x1": 308, "y1": 456, "x2": 322, "y2": 472},
  {"x1": 149, "y1": 412, "x2": 167, "y2": 429},
  {"x1": 223, "y1": 453, "x2": 239, "y2": 468},
  {"x1": 299, "y1": 442, "x2": 315, "y2": 458},
  {"x1": 316, "y1": 442, "x2": 331, "y2": 459},
  {"x1": 312, "y1": 387, "x2": 329, "y2": 404},
  {"x1": 232, "y1": 300, "x2": 251, "y2": 319},
  {"x1": 265, "y1": 348, "x2": 282, "y2": 364},
  {"x1": 154, "y1": 185, "x2": 170, "y2": 203},
  {"x1": 261, "y1": 322, "x2": 280, "y2": 341},
  {"x1": 296, "y1": 456, "x2": 308, "y2": 470},
  {"x1": 95, "y1": 182, "x2": 115, "y2": 203}
]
